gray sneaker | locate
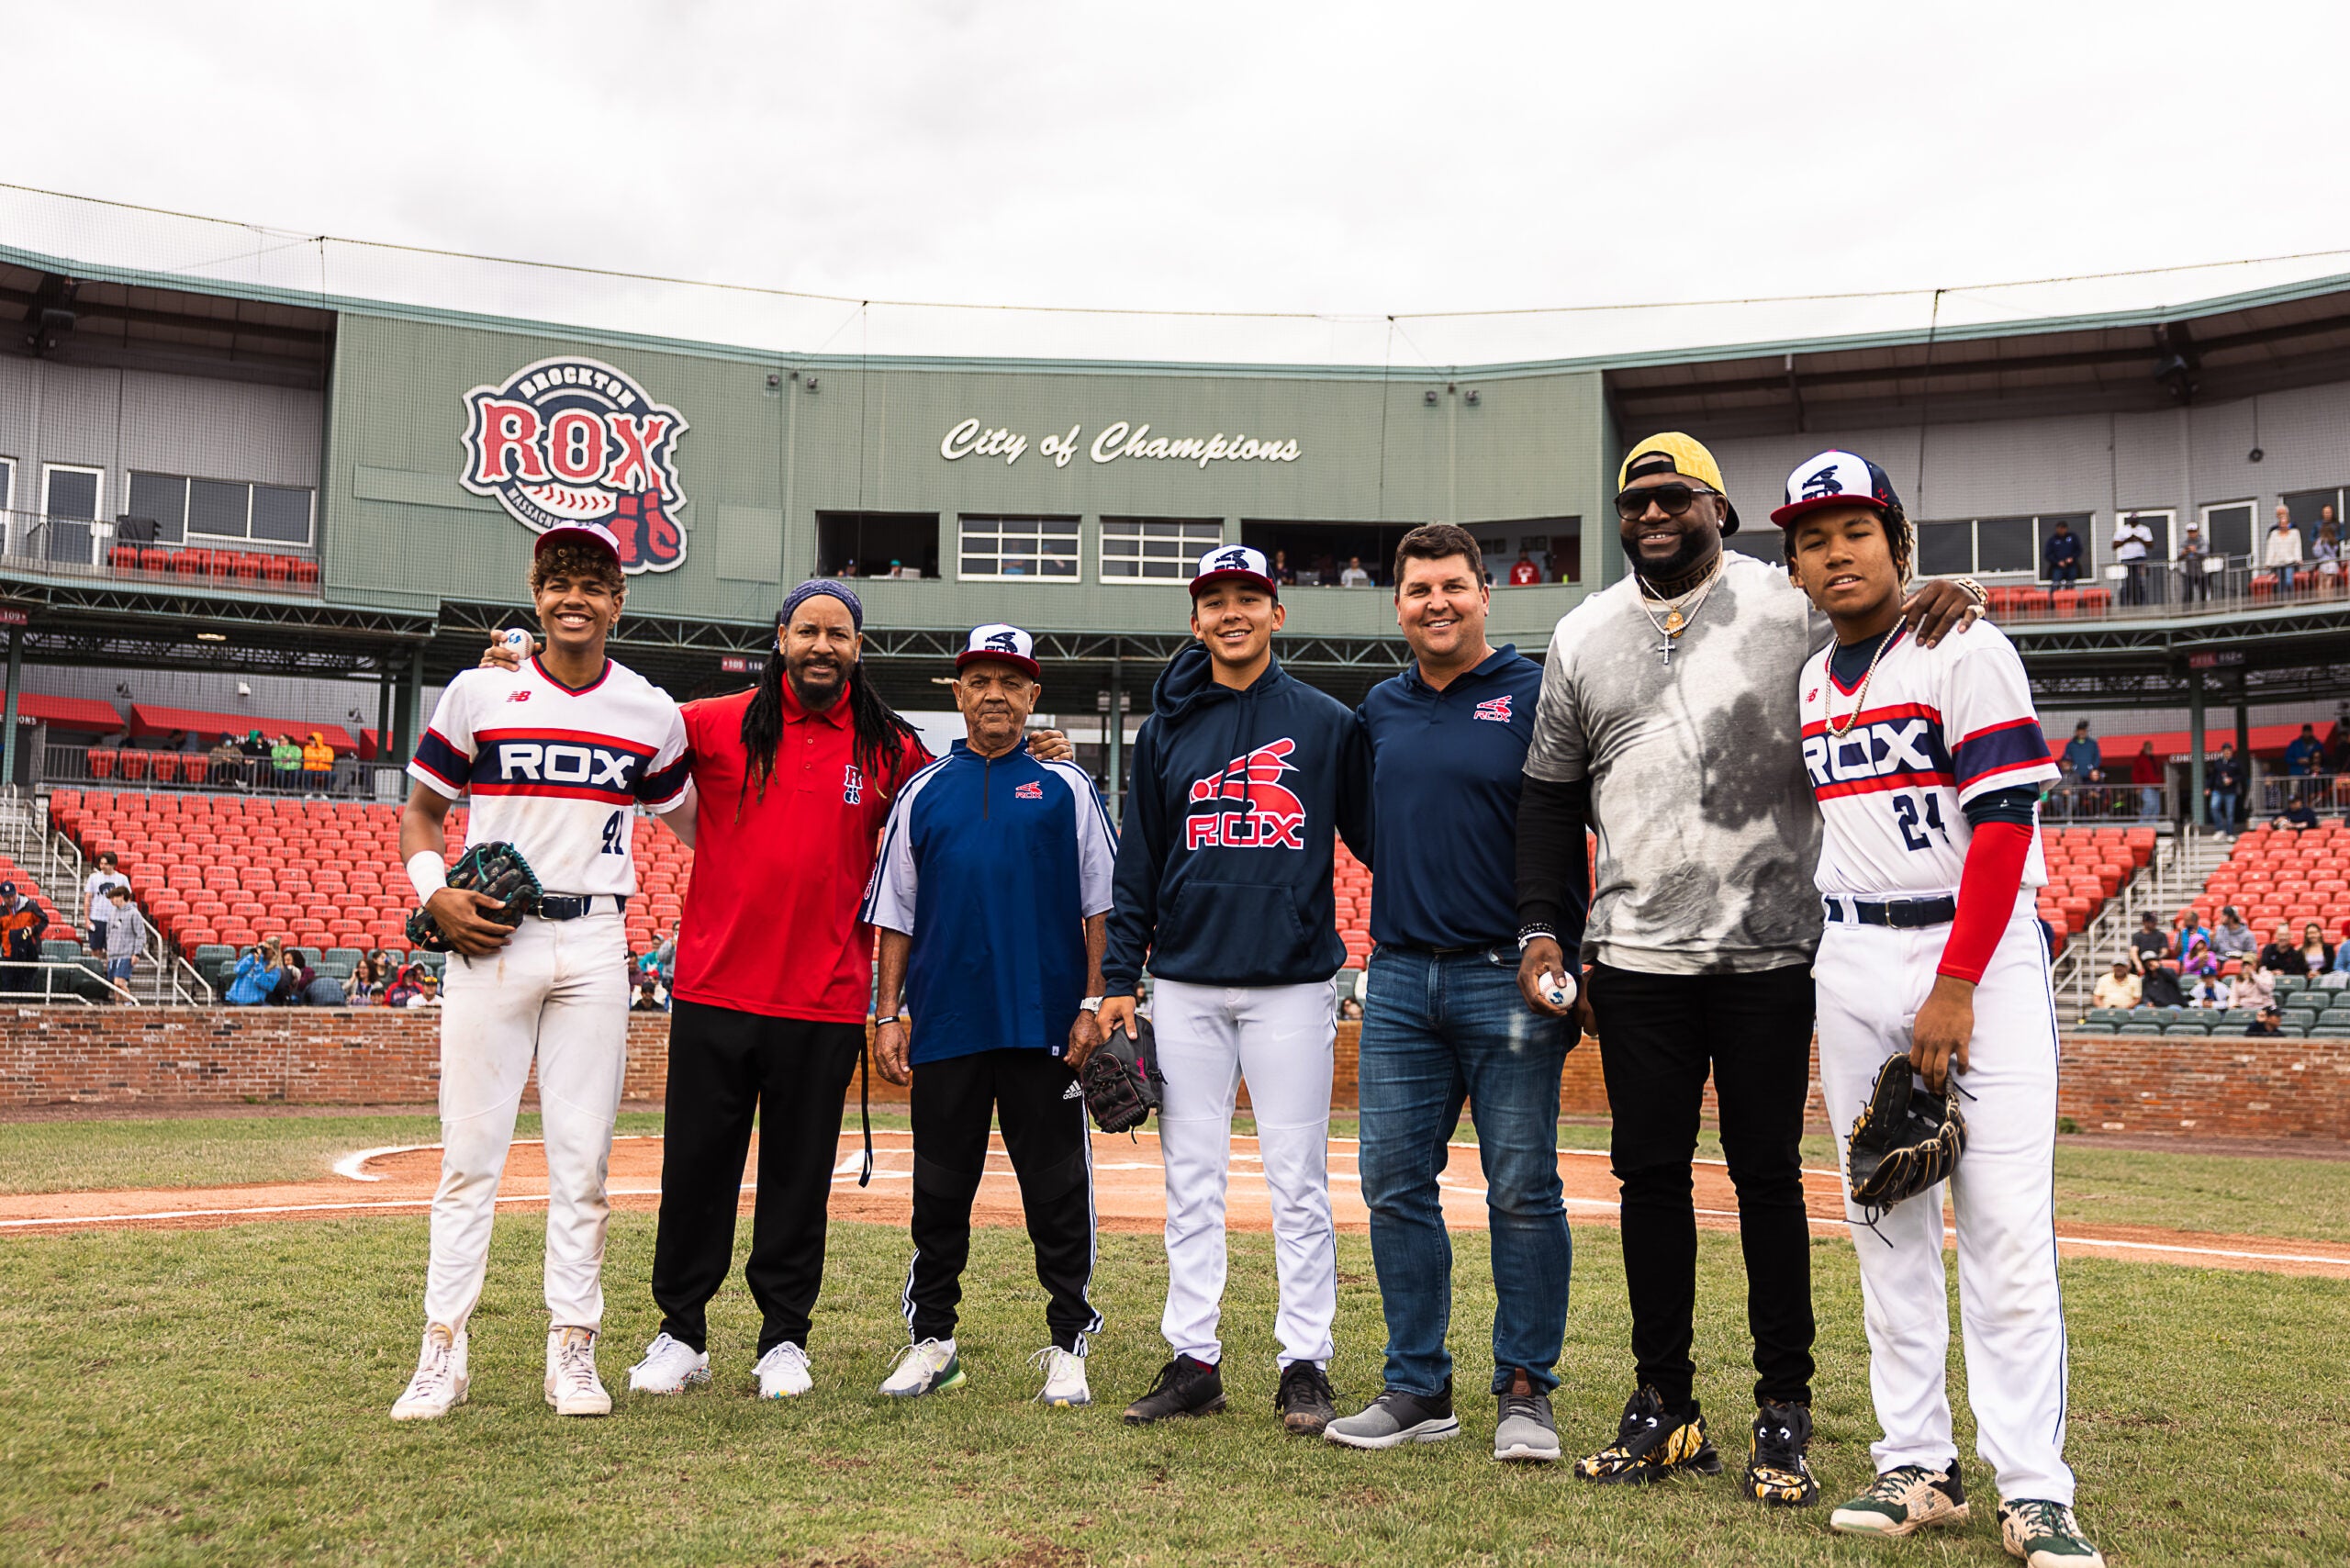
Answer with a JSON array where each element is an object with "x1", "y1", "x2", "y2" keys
[
  {"x1": 1494, "y1": 1367, "x2": 1560, "y2": 1462},
  {"x1": 1324, "y1": 1380, "x2": 1460, "y2": 1450}
]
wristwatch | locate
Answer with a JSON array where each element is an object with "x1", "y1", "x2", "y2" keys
[{"x1": 1078, "y1": 997, "x2": 1103, "y2": 1014}]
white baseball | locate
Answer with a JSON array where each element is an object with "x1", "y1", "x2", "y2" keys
[
  {"x1": 1538, "y1": 969, "x2": 1577, "y2": 1009},
  {"x1": 520, "y1": 483, "x2": 616, "y2": 521}
]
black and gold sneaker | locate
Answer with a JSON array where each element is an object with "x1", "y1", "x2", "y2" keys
[
  {"x1": 1744, "y1": 1399, "x2": 1819, "y2": 1507},
  {"x1": 1572, "y1": 1386, "x2": 1722, "y2": 1484}
]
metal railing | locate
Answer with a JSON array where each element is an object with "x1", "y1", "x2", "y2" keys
[
  {"x1": 2256, "y1": 772, "x2": 2350, "y2": 817},
  {"x1": 0, "y1": 959, "x2": 138, "y2": 1006},
  {"x1": 2042, "y1": 781, "x2": 2174, "y2": 824},
  {"x1": 39, "y1": 744, "x2": 405, "y2": 801},
  {"x1": 1993, "y1": 554, "x2": 2350, "y2": 622},
  {"x1": 1, "y1": 510, "x2": 321, "y2": 596},
  {"x1": 2053, "y1": 827, "x2": 2234, "y2": 1018},
  {"x1": 1, "y1": 787, "x2": 214, "y2": 1004}
]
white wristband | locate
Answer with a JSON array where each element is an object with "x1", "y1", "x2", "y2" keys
[
  {"x1": 1079, "y1": 996, "x2": 1102, "y2": 1014},
  {"x1": 406, "y1": 850, "x2": 449, "y2": 903}
]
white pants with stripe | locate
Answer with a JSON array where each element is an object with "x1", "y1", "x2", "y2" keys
[
  {"x1": 424, "y1": 909, "x2": 631, "y2": 1334},
  {"x1": 1151, "y1": 978, "x2": 1337, "y2": 1371},
  {"x1": 1815, "y1": 905, "x2": 2076, "y2": 1505}
]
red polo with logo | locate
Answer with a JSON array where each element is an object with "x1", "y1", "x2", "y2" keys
[{"x1": 668, "y1": 680, "x2": 930, "y2": 1022}]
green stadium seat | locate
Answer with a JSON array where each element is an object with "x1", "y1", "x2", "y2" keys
[
  {"x1": 2163, "y1": 1021, "x2": 2211, "y2": 1035},
  {"x1": 2286, "y1": 991, "x2": 2329, "y2": 1010},
  {"x1": 40, "y1": 939, "x2": 83, "y2": 960},
  {"x1": 2275, "y1": 976, "x2": 2309, "y2": 993},
  {"x1": 2310, "y1": 1024, "x2": 2350, "y2": 1037},
  {"x1": 2071, "y1": 1016, "x2": 2112, "y2": 1032},
  {"x1": 325, "y1": 947, "x2": 364, "y2": 967},
  {"x1": 194, "y1": 944, "x2": 234, "y2": 965},
  {"x1": 2221, "y1": 1009, "x2": 2258, "y2": 1025}
]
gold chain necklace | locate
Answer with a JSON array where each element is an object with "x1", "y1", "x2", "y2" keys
[
  {"x1": 1823, "y1": 629, "x2": 1901, "y2": 736},
  {"x1": 1632, "y1": 557, "x2": 1724, "y2": 668}
]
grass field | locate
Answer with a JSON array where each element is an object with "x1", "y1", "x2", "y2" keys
[
  {"x1": 3, "y1": 1110, "x2": 2345, "y2": 1244},
  {"x1": 3, "y1": 1215, "x2": 2345, "y2": 1566}
]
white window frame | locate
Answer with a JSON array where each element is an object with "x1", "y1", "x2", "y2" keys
[
  {"x1": 1099, "y1": 517, "x2": 1224, "y2": 583},
  {"x1": 39, "y1": 463, "x2": 105, "y2": 566},
  {"x1": 2109, "y1": 508, "x2": 2173, "y2": 569},
  {"x1": 2198, "y1": 499, "x2": 2257, "y2": 565},
  {"x1": 143, "y1": 472, "x2": 319, "y2": 549},
  {"x1": 956, "y1": 514, "x2": 1080, "y2": 581}
]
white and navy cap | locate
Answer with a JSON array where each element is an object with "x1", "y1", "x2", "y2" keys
[
  {"x1": 534, "y1": 520, "x2": 622, "y2": 562},
  {"x1": 957, "y1": 622, "x2": 1040, "y2": 678},
  {"x1": 1772, "y1": 450, "x2": 1903, "y2": 529},
  {"x1": 1190, "y1": 543, "x2": 1278, "y2": 598}
]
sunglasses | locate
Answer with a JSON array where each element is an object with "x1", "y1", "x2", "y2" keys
[{"x1": 1614, "y1": 482, "x2": 1720, "y2": 521}]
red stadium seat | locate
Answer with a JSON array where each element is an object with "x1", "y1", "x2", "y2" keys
[
  {"x1": 87, "y1": 750, "x2": 117, "y2": 778},
  {"x1": 262, "y1": 554, "x2": 293, "y2": 585},
  {"x1": 115, "y1": 751, "x2": 150, "y2": 781}
]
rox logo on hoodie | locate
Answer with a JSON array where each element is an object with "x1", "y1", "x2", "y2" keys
[{"x1": 1184, "y1": 738, "x2": 1305, "y2": 849}]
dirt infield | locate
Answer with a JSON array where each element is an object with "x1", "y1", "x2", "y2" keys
[{"x1": 2, "y1": 1130, "x2": 2345, "y2": 1279}]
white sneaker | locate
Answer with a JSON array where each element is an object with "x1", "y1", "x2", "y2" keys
[
  {"x1": 755, "y1": 1342, "x2": 812, "y2": 1399},
  {"x1": 390, "y1": 1324, "x2": 468, "y2": 1421},
  {"x1": 627, "y1": 1332, "x2": 711, "y2": 1394},
  {"x1": 544, "y1": 1327, "x2": 612, "y2": 1417},
  {"x1": 879, "y1": 1337, "x2": 965, "y2": 1398},
  {"x1": 1033, "y1": 1346, "x2": 1090, "y2": 1407}
]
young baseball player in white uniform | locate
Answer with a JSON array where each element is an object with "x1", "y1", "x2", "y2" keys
[
  {"x1": 1776, "y1": 452, "x2": 2103, "y2": 1568},
  {"x1": 390, "y1": 520, "x2": 691, "y2": 1422}
]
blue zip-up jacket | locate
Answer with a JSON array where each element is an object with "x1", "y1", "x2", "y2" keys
[
  {"x1": 862, "y1": 740, "x2": 1118, "y2": 1065},
  {"x1": 1355, "y1": 644, "x2": 1550, "y2": 949},
  {"x1": 226, "y1": 953, "x2": 273, "y2": 1006},
  {"x1": 1102, "y1": 645, "x2": 1373, "y2": 995}
]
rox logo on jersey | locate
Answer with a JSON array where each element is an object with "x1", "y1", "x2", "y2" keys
[
  {"x1": 1801, "y1": 713, "x2": 1953, "y2": 793},
  {"x1": 1473, "y1": 694, "x2": 1514, "y2": 723},
  {"x1": 461, "y1": 356, "x2": 692, "y2": 576},
  {"x1": 1185, "y1": 738, "x2": 1305, "y2": 849},
  {"x1": 482, "y1": 737, "x2": 647, "y2": 796}
]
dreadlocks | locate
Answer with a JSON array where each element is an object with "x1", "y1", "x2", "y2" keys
[{"x1": 735, "y1": 652, "x2": 919, "y2": 817}]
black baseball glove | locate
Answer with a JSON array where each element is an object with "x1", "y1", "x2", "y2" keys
[
  {"x1": 1845, "y1": 1053, "x2": 1966, "y2": 1225},
  {"x1": 1080, "y1": 1014, "x2": 1162, "y2": 1135},
  {"x1": 404, "y1": 841, "x2": 543, "y2": 952}
]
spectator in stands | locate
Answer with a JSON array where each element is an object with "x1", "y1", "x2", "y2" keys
[
  {"x1": 2176, "y1": 521, "x2": 2210, "y2": 604},
  {"x1": 209, "y1": 734, "x2": 242, "y2": 789},
  {"x1": 2112, "y1": 513, "x2": 2154, "y2": 604},
  {"x1": 270, "y1": 946, "x2": 313, "y2": 1006},
  {"x1": 269, "y1": 734, "x2": 301, "y2": 789},
  {"x1": 2285, "y1": 724, "x2": 2324, "y2": 778},
  {"x1": 2188, "y1": 970, "x2": 2232, "y2": 1011},
  {"x1": 2128, "y1": 913, "x2": 2170, "y2": 973},
  {"x1": 632, "y1": 978, "x2": 666, "y2": 1013},
  {"x1": 2130, "y1": 742, "x2": 2163, "y2": 821},
  {"x1": 2172, "y1": 911, "x2": 2211, "y2": 961},
  {"x1": 2246, "y1": 1005, "x2": 2284, "y2": 1037},
  {"x1": 1508, "y1": 551, "x2": 1541, "y2": 587},
  {"x1": 2091, "y1": 960, "x2": 2140, "y2": 1011},
  {"x1": 2043, "y1": 517, "x2": 2082, "y2": 588},
  {"x1": 240, "y1": 728, "x2": 271, "y2": 789},
  {"x1": 2141, "y1": 963, "x2": 2187, "y2": 1009},
  {"x1": 2209, "y1": 743, "x2": 2244, "y2": 830},
  {"x1": 302, "y1": 967, "x2": 348, "y2": 1007},
  {"x1": 1337, "y1": 995, "x2": 1363, "y2": 1022},
  {"x1": 2271, "y1": 797, "x2": 2320, "y2": 832},
  {"x1": 84, "y1": 851, "x2": 125, "y2": 955},
  {"x1": 2258, "y1": 923, "x2": 2311, "y2": 978},
  {"x1": 1339, "y1": 555, "x2": 1374, "y2": 588},
  {"x1": 1, "y1": 881, "x2": 47, "y2": 996},
  {"x1": 2298, "y1": 921, "x2": 2334, "y2": 977},
  {"x1": 2313, "y1": 521, "x2": 2341, "y2": 586},
  {"x1": 384, "y1": 963, "x2": 424, "y2": 1008},
  {"x1": 1270, "y1": 550, "x2": 1296, "y2": 586},
  {"x1": 2210, "y1": 906, "x2": 2258, "y2": 962},
  {"x1": 2236, "y1": 957, "x2": 2277, "y2": 1012},
  {"x1": 2062, "y1": 721, "x2": 2102, "y2": 783},
  {"x1": 300, "y1": 732, "x2": 334, "y2": 792},
  {"x1": 409, "y1": 972, "x2": 442, "y2": 1007},
  {"x1": 348, "y1": 957, "x2": 386, "y2": 1005},
  {"x1": 102, "y1": 886, "x2": 142, "y2": 1002},
  {"x1": 2264, "y1": 505, "x2": 2303, "y2": 593},
  {"x1": 226, "y1": 944, "x2": 275, "y2": 1006}
]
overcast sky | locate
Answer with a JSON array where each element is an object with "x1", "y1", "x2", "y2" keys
[{"x1": 11, "y1": 0, "x2": 2346, "y2": 364}]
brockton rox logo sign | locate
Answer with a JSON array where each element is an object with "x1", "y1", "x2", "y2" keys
[
  {"x1": 940, "y1": 417, "x2": 1301, "y2": 470},
  {"x1": 460, "y1": 357, "x2": 691, "y2": 575}
]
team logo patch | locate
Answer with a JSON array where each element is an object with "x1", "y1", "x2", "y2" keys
[
  {"x1": 1803, "y1": 716, "x2": 1953, "y2": 794},
  {"x1": 1185, "y1": 737, "x2": 1305, "y2": 849},
  {"x1": 1015, "y1": 779, "x2": 1044, "y2": 800},
  {"x1": 1473, "y1": 694, "x2": 1514, "y2": 723},
  {"x1": 460, "y1": 356, "x2": 692, "y2": 575},
  {"x1": 843, "y1": 765, "x2": 864, "y2": 806}
]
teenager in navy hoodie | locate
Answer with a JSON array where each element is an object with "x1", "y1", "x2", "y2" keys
[{"x1": 1101, "y1": 544, "x2": 1373, "y2": 1436}]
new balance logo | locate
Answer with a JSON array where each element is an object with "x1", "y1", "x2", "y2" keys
[
  {"x1": 506, "y1": 689, "x2": 532, "y2": 702},
  {"x1": 1473, "y1": 694, "x2": 1514, "y2": 723},
  {"x1": 1185, "y1": 737, "x2": 1305, "y2": 850}
]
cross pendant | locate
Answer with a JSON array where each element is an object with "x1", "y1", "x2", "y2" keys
[{"x1": 1660, "y1": 635, "x2": 1674, "y2": 667}]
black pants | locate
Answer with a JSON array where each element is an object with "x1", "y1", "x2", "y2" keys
[
  {"x1": 1590, "y1": 961, "x2": 1817, "y2": 1411},
  {"x1": 907, "y1": 1047, "x2": 1098, "y2": 1352},
  {"x1": 651, "y1": 999, "x2": 866, "y2": 1356}
]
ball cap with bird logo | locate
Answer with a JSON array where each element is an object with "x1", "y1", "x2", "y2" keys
[{"x1": 957, "y1": 622, "x2": 1040, "y2": 678}]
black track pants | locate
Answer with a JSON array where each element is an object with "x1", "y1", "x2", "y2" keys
[
  {"x1": 904, "y1": 1047, "x2": 1100, "y2": 1352},
  {"x1": 650, "y1": 999, "x2": 865, "y2": 1356},
  {"x1": 1590, "y1": 961, "x2": 1818, "y2": 1411}
]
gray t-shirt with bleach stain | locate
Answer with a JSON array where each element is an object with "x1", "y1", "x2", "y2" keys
[{"x1": 1524, "y1": 551, "x2": 1827, "y2": 976}]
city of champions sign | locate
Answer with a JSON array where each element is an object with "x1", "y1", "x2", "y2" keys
[{"x1": 940, "y1": 417, "x2": 1302, "y2": 471}]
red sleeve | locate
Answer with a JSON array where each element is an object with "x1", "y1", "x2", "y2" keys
[{"x1": 1937, "y1": 820, "x2": 2033, "y2": 983}]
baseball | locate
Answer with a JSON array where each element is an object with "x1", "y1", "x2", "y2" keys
[
  {"x1": 500, "y1": 628, "x2": 531, "y2": 654},
  {"x1": 1538, "y1": 969, "x2": 1576, "y2": 1009}
]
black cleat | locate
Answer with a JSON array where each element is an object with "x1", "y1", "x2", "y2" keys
[
  {"x1": 1274, "y1": 1361, "x2": 1337, "y2": 1436},
  {"x1": 1573, "y1": 1386, "x2": 1723, "y2": 1484},
  {"x1": 1123, "y1": 1355, "x2": 1225, "y2": 1425},
  {"x1": 1745, "y1": 1400, "x2": 1819, "y2": 1507}
]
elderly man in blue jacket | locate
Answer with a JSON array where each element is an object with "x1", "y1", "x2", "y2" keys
[{"x1": 1101, "y1": 544, "x2": 1373, "y2": 1437}]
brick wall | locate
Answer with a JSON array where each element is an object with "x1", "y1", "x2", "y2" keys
[{"x1": 1, "y1": 1010, "x2": 2343, "y2": 1142}]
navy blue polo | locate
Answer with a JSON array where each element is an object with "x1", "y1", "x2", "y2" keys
[{"x1": 1354, "y1": 644, "x2": 1547, "y2": 949}]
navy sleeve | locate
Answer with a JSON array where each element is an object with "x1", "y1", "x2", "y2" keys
[
  {"x1": 1337, "y1": 703, "x2": 1375, "y2": 866},
  {"x1": 1101, "y1": 722, "x2": 1164, "y2": 997},
  {"x1": 1515, "y1": 774, "x2": 1592, "y2": 955}
]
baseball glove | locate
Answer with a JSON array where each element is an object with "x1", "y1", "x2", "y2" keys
[
  {"x1": 1845, "y1": 1054, "x2": 1966, "y2": 1223},
  {"x1": 1080, "y1": 1014, "x2": 1162, "y2": 1135},
  {"x1": 404, "y1": 841, "x2": 543, "y2": 952}
]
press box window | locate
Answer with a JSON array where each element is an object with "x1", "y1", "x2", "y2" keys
[
  {"x1": 816, "y1": 510, "x2": 940, "y2": 578},
  {"x1": 959, "y1": 515, "x2": 1080, "y2": 579},
  {"x1": 131, "y1": 471, "x2": 315, "y2": 546},
  {"x1": 1101, "y1": 517, "x2": 1223, "y2": 582}
]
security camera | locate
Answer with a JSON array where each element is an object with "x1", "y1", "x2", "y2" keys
[{"x1": 237, "y1": 681, "x2": 252, "y2": 698}]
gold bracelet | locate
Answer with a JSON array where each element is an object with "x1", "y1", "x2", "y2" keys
[{"x1": 1953, "y1": 576, "x2": 1989, "y2": 607}]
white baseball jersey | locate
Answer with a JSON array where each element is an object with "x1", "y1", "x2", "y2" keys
[
  {"x1": 408, "y1": 655, "x2": 689, "y2": 897},
  {"x1": 1799, "y1": 622, "x2": 2058, "y2": 898}
]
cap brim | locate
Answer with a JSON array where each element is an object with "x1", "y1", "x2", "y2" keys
[
  {"x1": 1769, "y1": 494, "x2": 1884, "y2": 530},
  {"x1": 956, "y1": 650, "x2": 1040, "y2": 679},
  {"x1": 1190, "y1": 568, "x2": 1279, "y2": 598},
  {"x1": 534, "y1": 524, "x2": 620, "y2": 561}
]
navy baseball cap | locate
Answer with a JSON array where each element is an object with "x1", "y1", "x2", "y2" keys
[
  {"x1": 1191, "y1": 543, "x2": 1278, "y2": 598},
  {"x1": 1772, "y1": 450, "x2": 1903, "y2": 529},
  {"x1": 957, "y1": 622, "x2": 1040, "y2": 678}
]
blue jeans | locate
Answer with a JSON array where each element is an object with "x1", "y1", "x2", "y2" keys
[
  {"x1": 1357, "y1": 945, "x2": 1573, "y2": 1396},
  {"x1": 2210, "y1": 789, "x2": 2237, "y2": 829}
]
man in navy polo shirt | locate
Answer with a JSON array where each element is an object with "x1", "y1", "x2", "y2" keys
[
  {"x1": 1323, "y1": 523, "x2": 1575, "y2": 1464},
  {"x1": 864, "y1": 623, "x2": 1119, "y2": 1410}
]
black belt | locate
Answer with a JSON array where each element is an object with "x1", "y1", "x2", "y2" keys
[
  {"x1": 538, "y1": 893, "x2": 628, "y2": 921},
  {"x1": 1823, "y1": 894, "x2": 1955, "y2": 929},
  {"x1": 1382, "y1": 941, "x2": 1512, "y2": 960}
]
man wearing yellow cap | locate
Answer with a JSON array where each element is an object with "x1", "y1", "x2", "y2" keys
[{"x1": 1511, "y1": 432, "x2": 1982, "y2": 1507}]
